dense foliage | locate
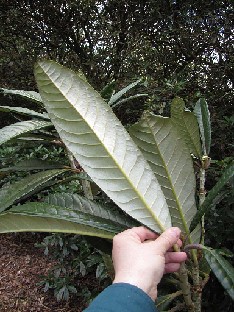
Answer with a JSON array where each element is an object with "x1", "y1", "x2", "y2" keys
[
  {"x1": 1, "y1": 1, "x2": 233, "y2": 115},
  {"x1": 1, "y1": 1, "x2": 233, "y2": 150},
  {"x1": 0, "y1": 61, "x2": 233, "y2": 311},
  {"x1": 0, "y1": 1, "x2": 233, "y2": 310}
]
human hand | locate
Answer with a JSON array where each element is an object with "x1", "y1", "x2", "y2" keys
[{"x1": 112, "y1": 226, "x2": 187, "y2": 301}]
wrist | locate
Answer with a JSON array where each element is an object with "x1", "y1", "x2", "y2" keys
[{"x1": 113, "y1": 275, "x2": 158, "y2": 301}]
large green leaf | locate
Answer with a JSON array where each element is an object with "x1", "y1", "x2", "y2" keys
[
  {"x1": 0, "y1": 120, "x2": 52, "y2": 146},
  {"x1": 111, "y1": 94, "x2": 148, "y2": 109},
  {"x1": 108, "y1": 79, "x2": 142, "y2": 106},
  {"x1": 171, "y1": 98, "x2": 202, "y2": 158},
  {"x1": 1, "y1": 202, "x2": 126, "y2": 234},
  {"x1": 34, "y1": 60, "x2": 171, "y2": 233},
  {"x1": 0, "y1": 105, "x2": 49, "y2": 120},
  {"x1": 0, "y1": 206, "x2": 116, "y2": 239},
  {"x1": 202, "y1": 246, "x2": 234, "y2": 300},
  {"x1": 1, "y1": 88, "x2": 43, "y2": 104},
  {"x1": 156, "y1": 291, "x2": 183, "y2": 311},
  {"x1": 100, "y1": 80, "x2": 116, "y2": 101},
  {"x1": 0, "y1": 169, "x2": 68, "y2": 212},
  {"x1": 45, "y1": 193, "x2": 139, "y2": 228},
  {"x1": 0, "y1": 159, "x2": 67, "y2": 172},
  {"x1": 129, "y1": 112, "x2": 200, "y2": 243},
  {"x1": 190, "y1": 163, "x2": 234, "y2": 232},
  {"x1": 194, "y1": 98, "x2": 211, "y2": 155}
]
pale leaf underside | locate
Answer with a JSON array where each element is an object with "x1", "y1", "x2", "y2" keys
[
  {"x1": 0, "y1": 120, "x2": 52, "y2": 146},
  {"x1": 194, "y1": 98, "x2": 211, "y2": 155},
  {"x1": 130, "y1": 112, "x2": 201, "y2": 242},
  {"x1": 34, "y1": 60, "x2": 171, "y2": 233},
  {"x1": 1, "y1": 88, "x2": 42, "y2": 104},
  {"x1": 0, "y1": 105, "x2": 49, "y2": 120},
  {"x1": 171, "y1": 98, "x2": 202, "y2": 158}
]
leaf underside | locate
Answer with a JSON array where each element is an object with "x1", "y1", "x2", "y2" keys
[
  {"x1": 129, "y1": 111, "x2": 201, "y2": 243},
  {"x1": 0, "y1": 120, "x2": 52, "y2": 146},
  {"x1": 0, "y1": 105, "x2": 49, "y2": 120},
  {"x1": 1, "y1": 88, "x2": 43, "y2": 104},
  {"x1": 111, "y1": 94, "x2": 148, "y2": 109},
  {"x1": 171, "y1": 98, "x2": 202, "y2": 158},
  {"x1": 34, "y1": 60, "x2": 171, "y2": 233},
  {"x1": 194, "y1": 98, "x2": 211, "y2": 155},
  {"x1": 108, "y1": 79, "x2": 142, "y2": 106}
]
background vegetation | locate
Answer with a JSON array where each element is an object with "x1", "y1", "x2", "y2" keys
[{"x1": 0, "y1": 0, "x2": 233, "y2": 310}]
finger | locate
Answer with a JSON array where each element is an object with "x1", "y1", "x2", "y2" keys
[
  {"x1": 154, "y1": 227, "x2": 181, "y2": 255},
  {"x1": 168, "y1": 239, "x2": 182, "y2": 251},
  {"x1": 118, "y1": 226, "x2": 158, "y2": 243},
  {"x1": 130, "y1": 226, "x2": 159, "y2": 242},
  {"x1": 165, "y1": 252, "x2": 187, "y2": 264},
  {"x1": 176, "y1": 239, "x2": 183, "y2": 248},
  {"x1": 164, "y1": 263, "x2": 181, "y2": 273}
]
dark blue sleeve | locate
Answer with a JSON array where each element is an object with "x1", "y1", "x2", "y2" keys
[{"x1": 83, "y1": 283, "x2": 158, "y2": 312}]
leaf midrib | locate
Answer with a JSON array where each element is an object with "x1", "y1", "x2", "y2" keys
[
  {"x1": 39, "y1": 65, "x2": 166, "y2": 232},
  {"x1": 145, "y1": 116, "x2": 191, "y2": 239},
  {"x1": 182, "y1": 114, "x2": 201, "y2": 157},
  {"x1": 204, "y1": 247, "x2": 234, "y2": 281}
]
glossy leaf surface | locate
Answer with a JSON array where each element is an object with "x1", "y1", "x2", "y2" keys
[
  {"x1": 0, "y1": 159, "x2": 67, "y2": 172},
  {"x1": 202, "y1": 246, "x2": 234, "y2": 300},
  {"x1": 100, "y1": 80, "x2": 115, "y2": 101},
  {"x1": 0, "y1": 204, "x2": 117, "y2": 239},
  {"x1": 190, "y1": 163, "x2": 234, "y2": 231},
  {"x1": 156, "y1": 291, "x2": 182, "y2": 311},
  {"x1": 5, "y1": 202, "x2": 126, "y2": 233},
  {"x1": 0, "y1": 169, "x2": 68, "y2": 212},
  {"x1": 45, "y1": 193, "x2": 138, "y2": 228},
  {"x1": 194, "y1": 98, "x2": 211, "y2": 155}
]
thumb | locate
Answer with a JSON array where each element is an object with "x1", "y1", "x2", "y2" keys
[{"x1": 154, "y1": 227, "x2": 181, "y2": 255}]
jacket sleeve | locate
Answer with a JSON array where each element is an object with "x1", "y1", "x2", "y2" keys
[{"x1": 83, "y1": 283, "x2": 158, "y2": 312}]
